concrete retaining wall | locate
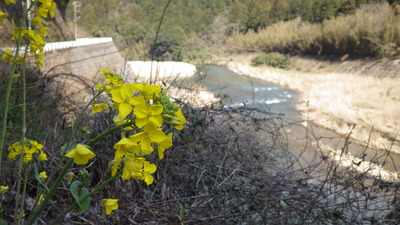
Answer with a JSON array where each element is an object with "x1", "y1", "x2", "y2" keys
[{"x1": 41, "y1": 41, "x2": 129, "y2": 103}]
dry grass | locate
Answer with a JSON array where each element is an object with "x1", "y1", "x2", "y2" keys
[
  {"x1": 226, "y1": 17, "x2": 321, "y2": 54},
  {"x1": 226, "y1": 3, "x2": 400, "y2": 57}
]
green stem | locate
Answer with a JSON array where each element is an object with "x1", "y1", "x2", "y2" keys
[
  {"x1": 71, "y1": 91, "x2": 103, "y2": 144},
  {"x1": 0, "y1": 45, "x2": 22, "y2": 176},
  {"x1": 26, "y1": 158, "x2": 74, "y2": 225},
  {"x1": 44, "y1": 90, "x2": 103, "y2": 195},
  {"x1": 15, "y1": 54, "x2": 28, "y2": 225},
  {"x1": 87, "y1": 120, "x2": 134, "y2": 147},
  {"x1": 16, "y1": 164, "x2": 29, "y2": 225},
  {"x1": 0, "y1": 0, "x2": 34, "y2": 176},
  {"x1": 26, "y1": 121, "x2": 133, "y2": 224},
  {"x1": 44, "y1": 91, "x2": 104, "y2": 187},
  {"x1": 50, "y1": 171, "x2": 122, "y2": 225}
]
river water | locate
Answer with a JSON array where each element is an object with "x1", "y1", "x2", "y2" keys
[
  {"x1": 180, "y1": 65, "x2": 301, "y2": 120},
  {"x1": 175, "y1": 65, "x2": 399, "y2": 181}
]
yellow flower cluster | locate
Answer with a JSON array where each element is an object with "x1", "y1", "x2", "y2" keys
[
  {"x1": 7, "y1": 138, "x2": 47, "y2": 164},
  {"x1": 55, "y1": 69, "x2": 186, "y2": 215},
  {"x1": 1, "y1": 0, "x2": 56, "y2": 68},
  {"x1": 0, "y1": 185, "x2": 8, "y2": 194},
  {"x1": 65, "y1": 144, "x2": 96, "y2": 165},
  {"x1": 102, "y1": 199, "x2": 118, "y2": 215},
  {"x1": 92, "y1": 69, "x2": 186, "y2": 186}
]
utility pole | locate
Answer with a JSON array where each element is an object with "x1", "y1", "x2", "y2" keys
[
  {"x1": 23, "y1": 0, "x2": 32, "y2": 30},
  {"x1": 72, "y1": 1, "x2": 81, "y2": 40}
]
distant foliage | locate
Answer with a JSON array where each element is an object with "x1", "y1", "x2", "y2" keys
[
  {"x1": 59, "y1": 0, "x2": 396, "y2": 60},
  {"x1": 227, "y1": 3, "x2": 400, "y2": 57},
  {"x1": 2, "y1": 0, "x2": 396, "y2": 59},
  {"x1": 226, "y1": 0, "x2": 390, "y2": 33},
  {"x1": 251, "y1": 52, "x2": 291, "y2": 69}
]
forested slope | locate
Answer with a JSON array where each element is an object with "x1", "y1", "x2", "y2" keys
[{"x1": 2, "y1": 0, "x2": 399, "y2": 60}]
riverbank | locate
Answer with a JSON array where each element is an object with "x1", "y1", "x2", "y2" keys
[
  {"x1": 127, "y1": 61, "x2": 219, "y2": 107},
  {"x1": 216, "y1": 53, "x2": 400, "y2": 154}
]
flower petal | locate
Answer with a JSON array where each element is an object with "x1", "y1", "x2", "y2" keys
[
  {"x1": 150, "y1": 129, "x2": 166, "y2": 143},
  {"x1": 118, "y1": 103, "x2": 132, "y2": 119},
  {"x1": 149, "y1": 104, "x2": 163, "y2": 115},
  {"x1": 134, "y1": 104, "x2": 148, "y2": 118},
  {"x1": 135, "y1": 117, "x2": 148, "y2": 128},
  {"x1": 149, "y1": 115, "x2": 163, "y2": 128}
]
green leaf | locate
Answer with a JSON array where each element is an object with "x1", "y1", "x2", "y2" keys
[
  {"x1": 60, "y1": 142, "x2": 75, "y2": 156},
  {"x1": 70, "y1": 180, "x2": 82, "y2": 209},
  {"x1": 77, "y1": 187, "x2": 91, "y2": 213},
  {"x1": 70, "y1": 180, "x2": 91, "y2": 213},
  {"x1": 0, "y1": 218, "x2": 9, "y2": 225},
  {"x1": 80, "y1": 127, "x2": 91, "y2": 134}
]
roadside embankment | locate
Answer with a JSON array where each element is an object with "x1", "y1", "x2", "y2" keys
[
  {"x1": 217, "y1": 53, "x2": 400, "y2": 154},
  {"x1": 41, "y1": 42, "x2": 217, "y2": 111},
  {"x1": 42, "y1": 41, "x2": 129, "y2": 104}
]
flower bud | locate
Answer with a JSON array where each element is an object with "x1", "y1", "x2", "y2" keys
[{"x1": 168, "y1": 118, "x2": 181, "y2": 126}]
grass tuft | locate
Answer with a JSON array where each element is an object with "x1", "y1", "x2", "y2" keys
[{"x1": 251, "y1": 52, "x2": 291, "y2": 69}]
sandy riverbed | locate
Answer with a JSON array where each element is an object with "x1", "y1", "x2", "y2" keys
[
  {"x1": 127, "y1": 61, "x2": 219, "y2": 107},
  {"x1": 128, "y1": 61, "x2": 197, "y2": 81},
  {"x1": 216, "y1": 53, "x2": 400, "y2": 154}
]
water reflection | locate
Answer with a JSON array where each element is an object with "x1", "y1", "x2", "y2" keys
[{"x1": 176, "y1": 64, "x2": 301, "y2": 121}]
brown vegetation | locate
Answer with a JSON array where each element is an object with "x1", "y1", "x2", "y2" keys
[{"x1": 226, "y1": 3, "x2": 400, "y2": 58}]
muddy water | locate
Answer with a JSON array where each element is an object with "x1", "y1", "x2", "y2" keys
[{"x1": 178, "y1": 65, "x2": 399, "y2": 181}]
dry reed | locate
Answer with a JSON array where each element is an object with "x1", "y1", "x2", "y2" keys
[{"x1": 226, "y1": 3, "x2": 400, "y2": 57}]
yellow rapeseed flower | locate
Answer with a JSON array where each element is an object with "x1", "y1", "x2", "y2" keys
[
  {"x1": 157, "y1": 133, "x2": 173, "y2": 160},
  {"x1": 134, "y1": 104, "x2": 164, "y2": 128},
  {"x1": 129, "y1": 122, "x2": 166, "y2": 153},
  {"x1": 102, "y1": 199, "x2": 119, "y2": 215},
  {"x1": 65, "y1": 144, "x2": 96, "y2": 165},
  {"x1": 38, "y1": 26, "x2": 48, "y2": 37},
  {"x1": 0, "y1": 11, "x2": 8, "y2": 19},
  {"x1": 35, "y1": 59, "x2": 44, "y2": 69},
  {"x1": 92, "y1": 103, "x2": 109, "y2": 114},
  {"x1": 37, "y1": 194, "x2": 45, "y2": 205},
  {"x1": 31, "y1": 17, "x2": 43, "y2": 27},
  {"x1": 138, "y1": 83, "x2": 161, "y2": 100},
  {"x1": 115, "y1": 119, "x2": 134, "y2": 131},
  {"x1": 38, "y1": 150, "x2": 48, "y2": 161},
  {"x1": 2, "y1": 49, "x2": 13, "y2": 62},
  {"x1": 113, "y1": 134, "x2": 139, "y2": 159},
  {"x1": 36, "y1": 1, "x2": 57, "y2": 18},
  {"x1": 7, "y1": 139, "x2": 46, "y2": 164},
  {"x1": 110, "y1": 84, "x2": 145, "y2": 120},
  {"x1": 0, "y1": 185, "x2": 8, "y2": 194},
  {"x1": 5, "y1": 0, "x2": 16, "y2": 5},
  {"x1": 174, "y1": 108, "x2": 187, "y2": 130},
  {"x1": 121, "y1": 157, "x2": 144, "y2": 180},
  {"x1": 143, "y1": 161, "x2": 157, "y2": 185},
  {"x1": 11, "y1": 28, "x2": 23, "y2": 41},
  {"x1": 39, "y1": 171, "x2": 48, "y2": 180}
]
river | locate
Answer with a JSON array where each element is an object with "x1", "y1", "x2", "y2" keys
[{"x1": 175, "y1": 65, "x2": 399, "y2": 181}]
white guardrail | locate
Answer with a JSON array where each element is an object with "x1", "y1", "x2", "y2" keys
[
  {"x1": 4, "y1": 37, "x2": 113, "y2": 52},
  {"x1": 43, "y1": 37, "x2": 113, "y2": 52}
]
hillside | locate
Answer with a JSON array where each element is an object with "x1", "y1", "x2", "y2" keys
[{"x1": 2, "y1": 0, "x2": 400, "y2": 61}]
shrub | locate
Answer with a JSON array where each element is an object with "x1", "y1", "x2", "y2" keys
[{"x1": 251, "y1": 52, "x2": 291, "y2": 69}]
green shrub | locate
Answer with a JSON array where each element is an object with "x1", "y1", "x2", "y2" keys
[{"x1": 251, "y1": 52, "x2": 291, "y2": 69}]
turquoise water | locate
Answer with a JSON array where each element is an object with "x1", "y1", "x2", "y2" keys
[{"x1": 175, "y1": 64, "x2": 301, "y2": 121}]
